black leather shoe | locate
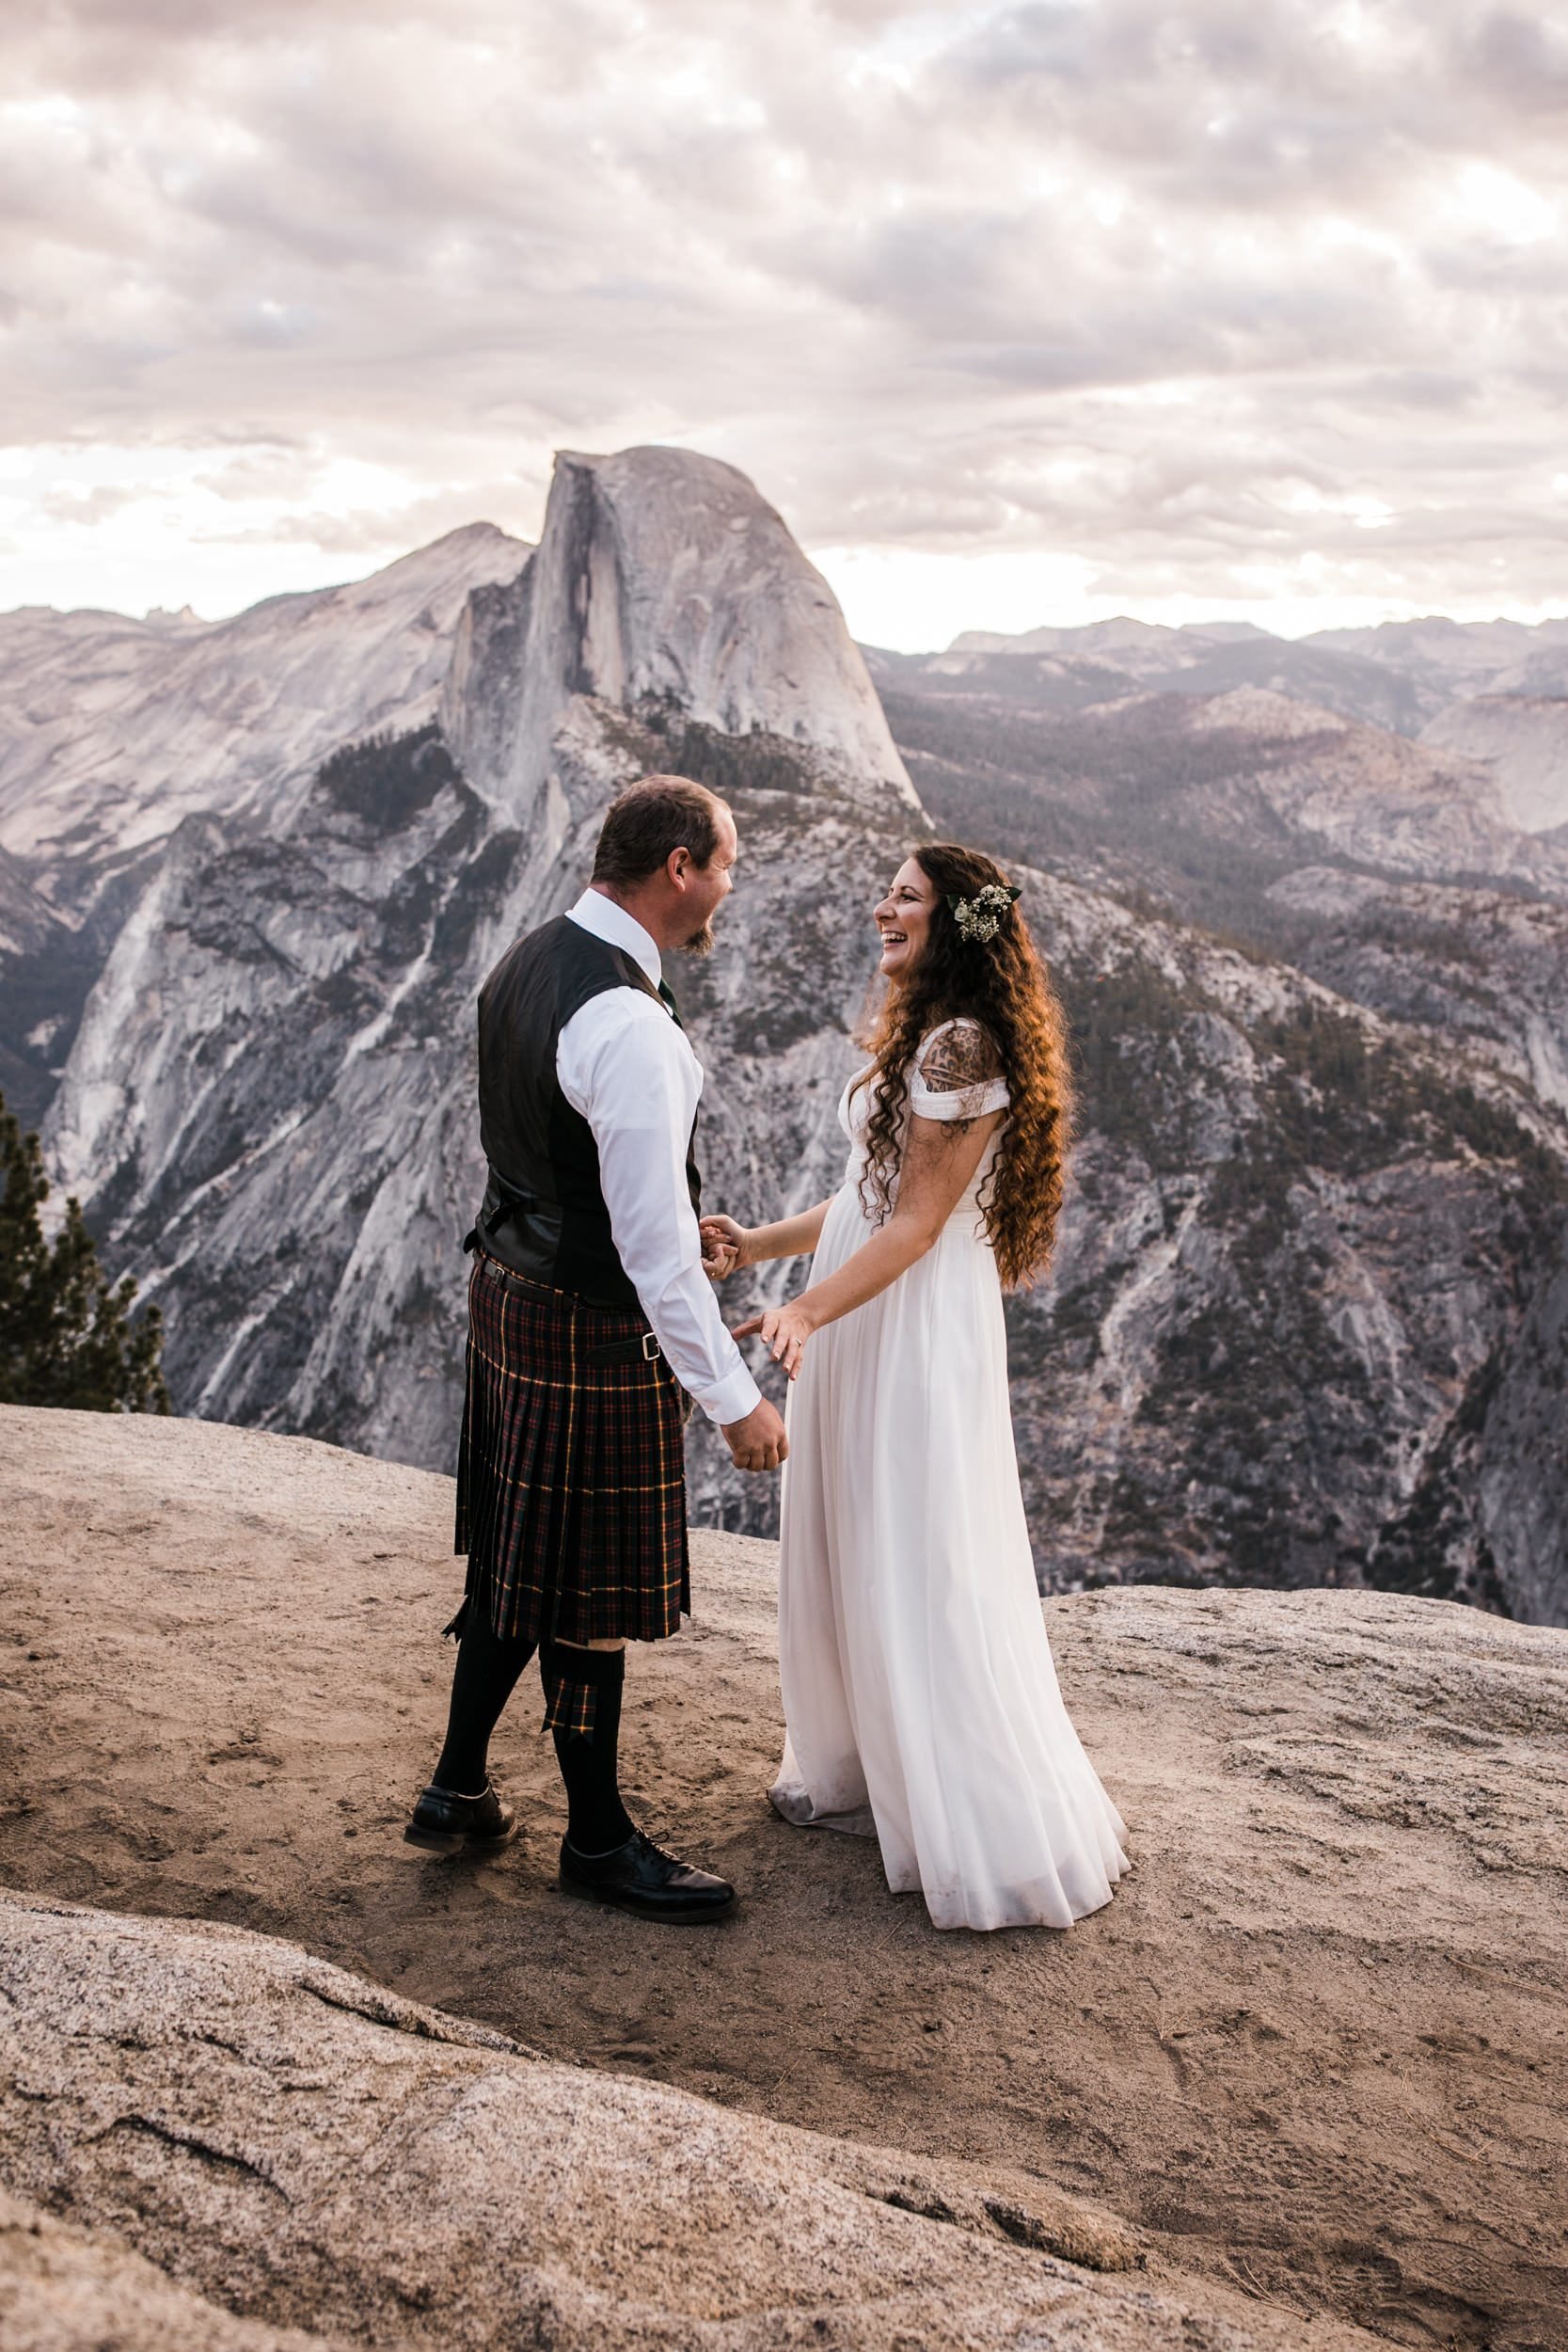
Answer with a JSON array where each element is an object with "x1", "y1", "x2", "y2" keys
[
  {"x1": 404, "y1": 1782, "x2": 518, "y2": 1855},
  {"x1": 558, "y1": 1828, "x2": 735, "y2": 1920}
]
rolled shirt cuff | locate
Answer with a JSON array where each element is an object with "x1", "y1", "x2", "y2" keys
[{"x1": 695, "y1": 1363, "x2": 764, "y2": 1428}]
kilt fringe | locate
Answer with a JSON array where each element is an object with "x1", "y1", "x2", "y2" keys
[{"x1": 455, "y1": 1252, "x2": 689, "y2": 1653}]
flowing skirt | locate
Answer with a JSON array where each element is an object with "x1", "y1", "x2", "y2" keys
[{"x1": 770, "y1": 1185, "x2": 1128, "y2": 1931}]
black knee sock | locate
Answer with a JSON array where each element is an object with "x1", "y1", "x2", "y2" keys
[
  {"x1": 545, "y1": 1643, "x2": 634, "y2": 1855},
  {"x1": 433, "y1": 1607, "x2": 535, "y2": 1795}
]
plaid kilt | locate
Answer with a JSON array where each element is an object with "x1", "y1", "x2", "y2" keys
[{"x1": 455, "y1": 1250, "x2": 690, "y2": 1660}]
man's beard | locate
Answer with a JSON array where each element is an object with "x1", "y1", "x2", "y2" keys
[{"x1": 678, "y1": 918, "x2": 716, "y2": 959}]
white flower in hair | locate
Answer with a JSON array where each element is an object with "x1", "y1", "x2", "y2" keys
[{"x1": 947, "y1": 882, "x2": 1022, "y2": 944}]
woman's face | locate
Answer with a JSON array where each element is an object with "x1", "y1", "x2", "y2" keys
[{"x1": 875, "y1": 857, "x2": 937, "y2": 985}]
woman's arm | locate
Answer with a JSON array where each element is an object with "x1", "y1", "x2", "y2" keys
[
  {"x1": 732, "y1": 1108, "x2": 1003, "y2": 1377},
  {"x1": 700, "y1": 1200, "x2": 832, "y2": 1274}
]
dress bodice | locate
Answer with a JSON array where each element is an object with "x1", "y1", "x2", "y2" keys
[{"x1": 838, "y1": 1021, "x2": 1010, "y2": 1225}]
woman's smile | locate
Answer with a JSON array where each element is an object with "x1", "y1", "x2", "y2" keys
[{"x1": 875, "y1": 858, "x2": 936, "y2": 978}]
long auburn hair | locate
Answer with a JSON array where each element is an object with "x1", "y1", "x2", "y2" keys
[{"x1": 854, "y1": 843, "x2": 1074, "y2": 1289}]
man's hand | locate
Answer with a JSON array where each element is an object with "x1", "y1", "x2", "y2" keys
[{"x1": 721, "y1": 1397, "x2": 787, "y2": 1472}]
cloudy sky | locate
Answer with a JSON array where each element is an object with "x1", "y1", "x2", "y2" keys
[{"x1": 5, "y1": 0, "x2": 1568, "y2": 644}]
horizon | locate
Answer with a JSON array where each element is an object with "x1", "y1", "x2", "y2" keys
[{"x1": 8, "y1": 502, "x2": 1568, "y2": 658}]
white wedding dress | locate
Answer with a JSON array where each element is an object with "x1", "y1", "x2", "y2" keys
[{"x1": 769, "y1": 1022, "x2": 1129, "y2": 1931}]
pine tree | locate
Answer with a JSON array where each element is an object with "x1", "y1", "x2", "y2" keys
[{"x1": 0, "y1": 1089, "x2": 170, "y2": 1413}]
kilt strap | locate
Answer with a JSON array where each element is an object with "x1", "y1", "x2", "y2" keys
[{"x1": 588, "y1": 1329, "x2": 662, "y2": 1365}]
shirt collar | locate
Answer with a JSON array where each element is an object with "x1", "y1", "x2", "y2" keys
[{"x1": 566, "y1": 889, "x2": 663, "y2": 989}]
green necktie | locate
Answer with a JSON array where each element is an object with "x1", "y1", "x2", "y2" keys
[{"x1": 657, "y1": 978, "x2": 683, "y2": 1028}]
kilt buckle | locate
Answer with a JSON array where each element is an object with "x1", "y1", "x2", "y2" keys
[{"x1": 585, "y1": 1327, "x2": 665, "y2": 1367}]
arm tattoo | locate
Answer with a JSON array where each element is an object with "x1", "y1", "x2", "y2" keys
[{"x1": 919, "y1": 1022, "x2": 1000, "y2": 1093}]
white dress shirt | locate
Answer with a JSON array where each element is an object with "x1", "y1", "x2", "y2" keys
[{"x1": 558, "y1": 889, "x2": 761, "y2": 1429}]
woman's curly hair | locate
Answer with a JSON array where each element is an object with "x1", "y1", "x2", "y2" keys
[{"x1": 854, "y1": 843, "x2": 1074, "y2": 1289}]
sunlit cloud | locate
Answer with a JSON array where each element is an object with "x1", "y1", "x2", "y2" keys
[{"x1": 3, "y1": 0, "x2": 1568, "y2": 644}]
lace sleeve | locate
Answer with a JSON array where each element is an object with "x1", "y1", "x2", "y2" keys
[{"x1": 910, "y1": 1020, "x2": 1009, "y2": 1124}]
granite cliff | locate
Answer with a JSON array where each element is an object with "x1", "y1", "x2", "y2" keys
[
  {"x1": 0, "y1": 524, "x2": 528, "y2": 1127},
  {"x1": 3, "y1": 457, "x2": 1567, "y2": 1620}
]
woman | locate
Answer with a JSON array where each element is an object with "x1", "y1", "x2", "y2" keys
[{"x1": 701, "y1": 844, "x2": 1127, "y2": 1931}]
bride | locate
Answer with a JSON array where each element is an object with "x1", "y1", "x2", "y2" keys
[{"x1": 701, "y1": 843, "x2": 1127, "y2": 1931}]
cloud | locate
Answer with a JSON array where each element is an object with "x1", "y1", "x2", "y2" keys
[{"x1": 3, "y1": 0, "x2": 1568, "y2": 639}]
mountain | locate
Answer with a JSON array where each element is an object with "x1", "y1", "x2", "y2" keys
[
  {"x1": 0, "y1": 522, "x2": 529, "y2": 888},
  {"x1": 907, "y1": 609, "x2": 1568, "y2": 739},
  {"x1": 4, "y1": 459, "x2": 1568, "y2": 1626},
  {"x1": 869, "y1": 633, "x2": 1433, "y2": 737},
  {"x1": 442, "y1": 446, "x2": 917, "y2": 824},
  {"x1": 872, "y1": 672, "x2": 1568, "y2": 937},
  {"x1": 0, "y1": 524, "x2": 530, "y2": 1126},
  {"x1": 945, "y1": 608, "x2": 1568, "y2": 707},
  {"x1": 1307, "y1": 613, "x2": 1568, "y2": 702}
]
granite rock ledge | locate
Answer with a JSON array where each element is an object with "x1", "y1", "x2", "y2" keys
[{"x1": 0, "y1": 1889, "x2": 1370, "y2": 2352}]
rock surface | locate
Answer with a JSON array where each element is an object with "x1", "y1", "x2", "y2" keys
[
  {"x1": 3, "y1": 1892, "x2": 1270, "y2": 2352},
  {"x1": 1420, "y1": 694, "x2": 1568, "y2": 834},
  {"x1": 2, "y1": 1406, "x2": 1565, "y2": 2347},
  {"x1": 443, "y1": 445, "x2": 918, "y2": 826},
  {"x1": 0, "y1": 2186, "x2": 343, "y2": 2352},
  {"x1": 0, "y1": 526, "x2": 529, "y2": 889}
]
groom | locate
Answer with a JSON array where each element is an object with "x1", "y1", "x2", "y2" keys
[{"x1": 404, "y1": 773, "x2": 786, "y2": 1920}]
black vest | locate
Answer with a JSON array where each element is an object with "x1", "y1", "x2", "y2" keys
[{"x1": 468, "y1": 914, "x2": 701, "y2": 1309}]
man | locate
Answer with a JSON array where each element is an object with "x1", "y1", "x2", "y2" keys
[{"x1": 405, "y1": 774, "x2": 786, "y2": 1921}]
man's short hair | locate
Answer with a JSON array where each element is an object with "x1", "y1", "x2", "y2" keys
[{"x1": 591, "y1": 774, "x2": 727, "y2": 888}]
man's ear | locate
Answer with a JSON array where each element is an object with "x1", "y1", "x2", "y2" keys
[{"x1": 667, "y1": 846, "x2": 691, "y2": 886}]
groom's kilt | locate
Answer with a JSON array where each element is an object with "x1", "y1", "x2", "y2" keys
[{"x1": 455, "y1": 1249, "x2": 690, "y2": 1648}]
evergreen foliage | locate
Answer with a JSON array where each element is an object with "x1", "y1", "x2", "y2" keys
[
  {"x1": 626, "y1": 694, "x2": 820, "y2": 797},
  {"x1": 317, "y1": 722, "x2": 459, "y2": 829},
  {"x1": 0, "y1": 1089, "x2": 169, "y2": 1413}
]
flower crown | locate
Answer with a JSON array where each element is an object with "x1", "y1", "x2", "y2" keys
[{"x1": 946, "y1": 882, "x2": 1022, "y2": 944}]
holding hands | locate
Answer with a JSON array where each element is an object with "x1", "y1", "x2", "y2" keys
[
  {"x1": 699, "y1": 1214, "x2": 750, "y2": 1280},
  {"x1": 703, "y1": 1216, "x2": 814, "y2": 1379},
  {"x1": 702, "y1": 1200, "x2": 832, "y2": 1384},
  {"x1": 700, "y1": 1223, "x2": 789, "y2": 1458},
  {"x1": 703, "y1": 1211, "x2": 795, "y2": 1470}
]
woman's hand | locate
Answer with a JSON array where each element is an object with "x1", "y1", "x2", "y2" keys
[
  {"x1": 700, "y1": 1214, "x2": 749, "y2": 1280},
  {"x1": 732, "y1": 1301, "x2": 814, "y2": 1381}
]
